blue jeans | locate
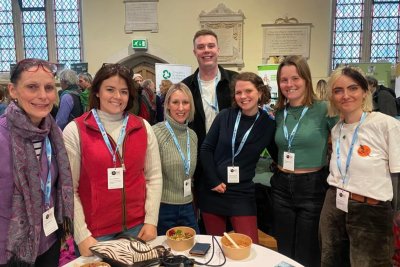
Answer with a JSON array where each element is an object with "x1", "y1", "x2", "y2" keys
[
  {"x1": 157, "y1": 202, "x2": 200, "y2": 236},
  {"x1": 271, "y1": 168, "x2": 329, "y2": 267},
  {"x1": 74, "y1": 224, "x2": 143, "y2": 256}
]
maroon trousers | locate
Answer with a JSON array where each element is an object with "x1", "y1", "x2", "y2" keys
[{"x1": 202, "y1": 212, "x2": 259, "y2": 244}]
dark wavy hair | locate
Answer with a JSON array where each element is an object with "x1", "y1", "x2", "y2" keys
[
  {"x1": 231, "y1": 72, "x2": 271, "y2": 108},
  {"x1": 89, "y1": 63, "x2": 138, "y2": 111}
]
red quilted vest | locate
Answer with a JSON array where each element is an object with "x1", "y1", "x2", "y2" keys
[{"x1": 75, "y1": 111, "x2": 147, "y2": 237}]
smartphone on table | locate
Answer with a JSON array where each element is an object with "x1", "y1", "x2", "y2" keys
[{"x1": 188, "y1": 242, "x2": 211, "y2": 257}]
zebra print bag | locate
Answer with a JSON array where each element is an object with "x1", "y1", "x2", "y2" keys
[{"x1": 89, "y1": 236, "x2": 171, "y2": 267}]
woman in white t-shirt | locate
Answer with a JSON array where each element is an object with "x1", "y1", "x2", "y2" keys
[{"x1": 320, "y1": 66, "x2": 400, "y2": 266}]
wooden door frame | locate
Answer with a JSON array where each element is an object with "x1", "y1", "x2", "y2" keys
[{"x1": 118, "y1": 52, "x2": 168, "y2": 81}]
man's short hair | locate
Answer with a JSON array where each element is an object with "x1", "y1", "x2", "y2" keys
[
  {"x1": 192, "y1": 29, "x2": 218, "y2": 45},
  {"x1": 78, "y1": 72, "x2": 93, "y2": 84}
]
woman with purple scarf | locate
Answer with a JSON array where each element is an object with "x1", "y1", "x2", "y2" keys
[{"x1": 0, "y1": 58, "x2": 74, "y2": 266}]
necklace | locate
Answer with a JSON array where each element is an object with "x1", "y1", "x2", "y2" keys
[{"x1": 287, "y1": 106, "x2": 304, "y2": 120}]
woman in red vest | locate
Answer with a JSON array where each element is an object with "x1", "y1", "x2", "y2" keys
[{"x1": 63, "y1": 63, "x2": 162, "y2": 256}]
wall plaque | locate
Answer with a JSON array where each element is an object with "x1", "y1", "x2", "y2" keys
[
  {"x1": 262, "y1": 18, "x2": 312, "y2": 61},
  {"x1": 124, "y1": 0, "x2": 159, "y2": 33},
  {"x1": 199, "y1": 3, "x2": 245, "y2": 67}
]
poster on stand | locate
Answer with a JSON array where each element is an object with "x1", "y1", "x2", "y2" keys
[{"x1": 155, "y1": 63, "x2": 192, "y2": 93}]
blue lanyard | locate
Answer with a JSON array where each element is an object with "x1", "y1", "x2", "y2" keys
[
  {"x1": 165, "y1": 121, "x2": 191, "y2": 178},
  {"x1": 336, "y1": 112, "x2": 367, "y2": 186},
  {"x1": 92, "y1": 109, "x2": 129, "y2": 167},
  {"x1": 197, "y1": 72, "x2": 220, "y2": 112},
  {"x1": 283, "y1": 107, "x2": 308, "y2": 151},
  {"x1": 40, "y1": 137, "x2": 52, "y2": 210},
  {"x1": 231, "y1": 110, "x2": 260, "y2": 166}
]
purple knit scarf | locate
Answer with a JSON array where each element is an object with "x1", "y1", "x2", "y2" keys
[{"x1": 5, "y1": 102, "x2": 73, "y2": 265}]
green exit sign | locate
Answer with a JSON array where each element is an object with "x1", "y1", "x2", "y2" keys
[{"x1": 132, "y1": 39, "x2": 148, "y2": 50}]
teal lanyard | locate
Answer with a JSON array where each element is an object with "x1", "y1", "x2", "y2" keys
[
  {"x1": 336, "y1": 112, "x2": 367, "y2": 186},
  {"x1": 197, "y1": 72, "x2": 220, "y2": 112},
  {"x1": 40, "y1": 137, "x2": 52, "y2": 210},
  {"x1": 283, "y1": 107, "x2": 308, "y2": 151},
  {"x1": 165, "y1": 121, "x2": 191, "y2": 178},
  {"x1": 92, "y1": 109, "x2": 129, "y2": 167},
  {"x1": 231, "y1": 110, "x2": 260, "y2": 166}
]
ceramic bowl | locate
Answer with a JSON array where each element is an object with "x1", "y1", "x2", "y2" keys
[
  {"x1": 166, "y1": 226, "x2": 196, "y2": 251},
  {"x1": 221, "y1": 233, "x2": 252, "y2": 260}
]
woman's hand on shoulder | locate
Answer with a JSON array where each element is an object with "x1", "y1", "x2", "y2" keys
[
  {"x1": 138, "y1": 223, "x2": 157, "y2": 241},
  {"x1": 212, "y1": 183, "x2": 226, "y2": 193},
  {"x1": 78, "y1": 235, "x2": 98, "y2": 256}
]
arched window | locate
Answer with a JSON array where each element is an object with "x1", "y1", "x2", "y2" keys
[
  {"x1": 331, "y1": 0, "x2": 400, "y2": 69},
  {"x1": 0, "y1": 0, "x2": 82, "y2": 72}
]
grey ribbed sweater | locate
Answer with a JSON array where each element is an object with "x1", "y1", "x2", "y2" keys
[{"x1": 152, "y1": 115, "x2": 197, "y2": 204}]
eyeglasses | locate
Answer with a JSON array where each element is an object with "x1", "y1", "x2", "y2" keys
[
  {"x1": 101, "y1": 63, "x2": 133, "y2": 78},
  {"x1": 10, "y1": 58, "x2": 57, "y2": 82}
]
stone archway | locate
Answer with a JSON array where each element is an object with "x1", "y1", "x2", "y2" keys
[{"x1": 118, "y1": 52, "x2": 168, "y2": 82}]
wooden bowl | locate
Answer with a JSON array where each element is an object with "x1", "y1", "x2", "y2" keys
[
  {"x1": 80, "y1": 262, "x2": 111, "y2": 267},
  {"x1": 221, "y1": 233, "x2": 252, "y2": 260},
  {"x1": 166, "y1": 226, "x2": 196, "y2": 251}
]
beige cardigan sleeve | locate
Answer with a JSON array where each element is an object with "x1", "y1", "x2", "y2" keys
[
  {"x1": 142, "y1": 120, "x2": 163, "y2": 226},
  {"x1": 63, "y1": 121, "x2": 91, "y2": 245}
]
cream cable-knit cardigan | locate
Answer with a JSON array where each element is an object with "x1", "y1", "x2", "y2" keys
[{"x1": 63, "y1": 110, "x2": 162, "y2": 244}]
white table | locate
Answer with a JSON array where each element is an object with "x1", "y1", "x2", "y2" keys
[{"x1": 63, "y1": 235, "x2": 303, "y2": 267}]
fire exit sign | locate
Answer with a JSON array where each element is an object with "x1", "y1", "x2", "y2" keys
[{"x1": 132, "y1": 39, "x2": 148, "y2": 50}]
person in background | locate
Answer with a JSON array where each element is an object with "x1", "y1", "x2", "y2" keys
[
  {"x1": 78, "y1": 72, "x2": 93, "y2": 112},
  {"x1": 315, "y1": 79, "x2": 328, "y2": 101},
  {"x1": 0, "y1": 86, "x2": 8, "y2": 115},
  {"x1": 366, "y1": 75, "x2": 398, "y2": 117},
  {"x1": 319, "y1": 66, "x2": 400, "y2": 266},
  {"x1": 153, "y1": 83, "x2": 199, "y2": 235},
  {"x1": 272, "y1": 55, "x2": 336, "y2": 267},
  {"x1": 133, "y1": 73, "x2": 143, "y2": 86},
  {"x1": 56, "y1": 69, "x2": 83, "y2": 129},
  {"x1": 157, "y1": 79, "x2": 173, "y2": 122},
  {"x1": 182, "y1": 30, "x2": 237, "y2": 231},
  {"x1": 200, "y1": 72, "x2": 277, "y2": 244},
  {"x1": 63, "y1": 63, "x2": 162, "y2": 256},
  {"x1": 0, "y1": 58, "x2": 73, "y2": 266},
  {"x1": 139, "y1": 79, "x2": 157, "y2": 125}
]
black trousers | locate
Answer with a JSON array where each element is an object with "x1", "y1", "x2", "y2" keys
[
  {"x1": 271, "y1": 168, "x2": 329, "y2": 267},
  {"x1": 1, "y1": 240, "x2": 61, "y2": 267}
]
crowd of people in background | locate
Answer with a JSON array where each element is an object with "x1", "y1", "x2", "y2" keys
[{"x1": 1, "y1": 28, "x2": 400, "y2": 267}]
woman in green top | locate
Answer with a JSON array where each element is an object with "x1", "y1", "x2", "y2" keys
[
  {"x1": 271, "y1": 56, "x2": 336, "y2": 267},
  {"x1": 152, "y1": 83, "x2": 199, "y2": 235}
]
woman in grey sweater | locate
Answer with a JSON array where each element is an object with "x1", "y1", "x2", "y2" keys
[{"x1": 152, "y1": 83, "x2": 199, "y2": 235}]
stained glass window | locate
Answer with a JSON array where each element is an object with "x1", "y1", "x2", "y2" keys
[
  {"x1": 54, "y1": 0, "x2": 82, "y2": 66},
  {"x1": 0, "y1": 0, "x2": 16, "y2": 72},
  {"x1": 332, "y1": 0, "x2": 400, "y2": 69},
  {"x1": 0, "y1": 0, "x2": 82, "y2": 72}
]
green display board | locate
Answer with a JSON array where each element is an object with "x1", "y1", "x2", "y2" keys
[{"x1": 347, "y1": 62, "x2": 392, "y2": 87}]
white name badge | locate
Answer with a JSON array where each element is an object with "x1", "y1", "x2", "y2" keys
[
  {"x1": 227, "y1": 166, "x2": 239, "y2": 183},
  {"x1": 183, "y1": 179, "x2": 191, "y2": 198},
  {"x1": 336, "y1": 189, "x2": 349, "y2": 213},
  {"x1": 283, "y1": 152, "x2": 295, "y2": 171},
  {"x1": 108, "y1": 167, "x2": 124, "y2": 189},
  {"x1": 43, "y1": 207, "x2": 58, "y2": 236}
]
